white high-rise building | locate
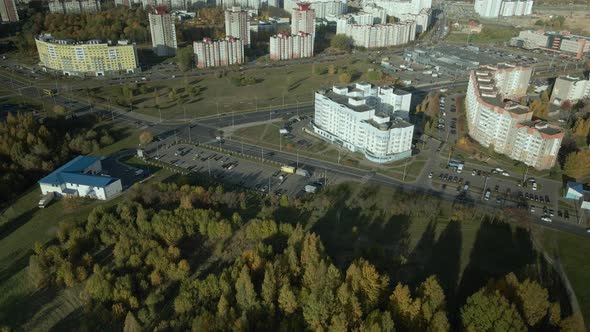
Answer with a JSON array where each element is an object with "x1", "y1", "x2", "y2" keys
[
  {"x1": 269, "y1": 32, "x2": 314, "y2": 61},
  {"x1": 398, "y1": 8, "x2": 431, "y2": 33},
  {"x1": 0, "y1": 0, "x2": 19, "y2": 22},
  {"x1": 284, "y1": 0, "x2": 345, "y2": 18},
  {"x1": 225, "y1": 6, "x2": 251, "y2": 46},
  {"x1": 149, "y1": 7, "x2": 178, "y2": 57},
  {"x1": 474, "y1": 0, "x2": 533, "y2": 18},
  {"x1": 550, "y1": 75, "x2": 590, "y2": 104},
  {"x1": 193, "y1": 37, "x2": 245, "y2": 68},
  {"x1": 313, "y1": 83, "x2": 414, "y2": 163},
  {"x1": 361, "y1": 0, "x2": 431, "y2": 17},
  {"x1": 336, "y1": 12, "x2": 378, "y2": 34},
  {"x1": 465, "y1": 64, "x2": 563, "y2": 170},
  {"x1": 291, "y1": 2, "x2": 315, "y2": 36},
  {"x1": 48, "y1": 0, "x2": 101, "y2": 14},
  {"x1": 338, "y1": 20, "x2": 417, "y2": 49}
]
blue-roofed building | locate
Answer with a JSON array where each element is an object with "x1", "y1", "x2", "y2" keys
[
  {"x1": 39, "y1": 155, "x2": 122, "y2": 200},
  {"x1": 565, "y1": 181, "x2": 584, "y2": 200},
  {"x1": 565, "y1": 181, "x2": 590, "y2": 210}
]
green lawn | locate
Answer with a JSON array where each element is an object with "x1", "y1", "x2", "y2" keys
[
  {"x1": 88, "y1": 59, "x2": 381, "y2": 121},
  {"x1": 445, "y1": 26, "x2": 520, "y2": 45},
  {"x1": 542, "y1": 229, "x2": 590, "y2": 326}
]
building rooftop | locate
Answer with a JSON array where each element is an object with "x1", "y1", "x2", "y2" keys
[
  {"x1": 515, "y1": 120, "x2": 565, "y2": 139},
  {"x1": 39, "y1": 155, "x2": 119, "y2": 188},
  {"x1": 364, "y1": 117, "x2": 412, "y2": 131},
  {"x1": 322, "y1": 90, "x2": 373, "y2": 112},
  {"x1": 36, "y1": 33, "x2": 132, "y2": 46}
]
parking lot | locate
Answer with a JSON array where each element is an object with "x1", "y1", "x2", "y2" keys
[{"x1": 148, "y1": 142, "x2": 322, "y2": 197}]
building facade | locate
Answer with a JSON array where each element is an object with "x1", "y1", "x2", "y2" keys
[
  {"x1": 510, "y1": 30, "x2": 590, "y2": 59},
  {"x1": 398, "y1": 8, "x2": 431, "y2": 33},
  {"x1": 149, "y1": 7, "x2": 178, "y2": 56},
  {"x1": 284, "y1": 0, "x2": 345, "y2": 18},
  {"x1": 338, "y1": 20, "x2": 417, "y2": 49},
  {"x1": 465, "y1": 64, "x2": 563, "y2": 170},
  {"x1": 550, "y1": 75, "x2": 590, "y2": 104},
  {"x1": 313, "y1": 83, "x2": 414, "y2": 163},
  {"x1": 361, "y1": 0, "x2": 430, "y2": 17},
  {"x1": 291, "y1": 2, "x2": 315, "y2": 35},
  {"x1": 193, "y1": 37, "x2": 244, "y2": 68},
  {"x1": 225, "y1": 6, "x2": 250, "y2": 46},
  {"x1": 474, "y1": 0, "x2": 532, "y2": 17},
  {"x1": 269, "y1": 32, "x2": 313, "y2": 60},
  {"x1": 35, "y1": 34, "x2": 140, "y2": 77},
  {"x1": 39, "y1": 156, "x2": 122, "y2": 201},
  {"x1": 0, "y1": 0, "x2": 18, "y2": 22},
  {"x1": 48, "y1": 0, "x2": 101, "y2": 14}
]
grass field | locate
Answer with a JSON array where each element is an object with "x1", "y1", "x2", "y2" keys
[
  {"x1": 446, "y1": 25, "x2": 520, "y2": 45},
  {"x1": 542, "y1": 229, "x2": 590, "y2": 326},
  {"x1": 88, "y1": 59, "x2": 381, "y2": 121}
]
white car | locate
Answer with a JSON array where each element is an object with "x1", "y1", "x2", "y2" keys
[
  {"x1": 471, "y1": 170, "x2": 476, "y2": 176},
  {"x1": 532, "y1": 182, "x2": 538, "y2": 191},
  {"x1": 428, "y1": 172, "x2": 433, "y2": 179},
  {"x1": 541, "y1": 216, "x2": 552, "y2": 223},
  {"x1": 502, "y1": 171, "x2": 510, "y2": 177}
]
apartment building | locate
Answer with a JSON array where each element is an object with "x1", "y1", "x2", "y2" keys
[
  {"x1": 48, "y1": 0, "x2": 101, "y2": 14},
  {"x1": 35, "y1": 34, "x2": 140, "y2": 77},
  {"x1": 149, "y1": 7, "x2": 178, "y2": 56},
  {"x1": 465, "y1": 64, "x2": 563, "y2": 170},
  {"x1": 336, "y1": 12, "x2": 378, "y2": 34},
  {"x1": 0, "y1": 0, "x2": 19, "y2": 22},
  {"x1": 284, "y1": 0, "x2": 345, "y2": 18},
  {"x1": 550, "y1": 75, "x2": 590, "y2": 104},
  {"x1": 313, "y1": 83, "x2": 414, "y2": 163},
  {"x1": 291, "y1": 2, "x2": 315, "y2": 36},
  {"x1": 361, "y1": 0, "x2": 431, "y2": 17},
  {"x1": 509, "y1": 30, "x2": 590, "y2": 58},
  {"x1": 225, "y1": 6, "x2": 250, "y2": 46},
  {"x1": 193, "y1": 37, "x2": 244, "y2": 68},
  {"x1": 269, "y1": 32, "x2": 313, "y2": 61},
  {"x1": 398, "y1": 8, "x2": 431, "y2": 33},
  {"x1": 474, "y1": 0, "x2": 532, "y2": 17},
  {"x1": 338, "y1": 20, "x2": 417, "y2": 49}
]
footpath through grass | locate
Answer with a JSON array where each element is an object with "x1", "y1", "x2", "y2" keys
[{"x1": 542, "y1": 229, "x2": 590, "y2": 326}]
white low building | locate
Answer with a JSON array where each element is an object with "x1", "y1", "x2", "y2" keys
[
  {"x1": 39, "y1": 155, "x2": 122, "y2": 201},
  {"x1": 313, "y1": 83, "x2": 414, "y2": 163}
]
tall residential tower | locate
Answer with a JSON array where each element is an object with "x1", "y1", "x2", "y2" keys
[
  {"x1": 0, "y1": 0, "x2": 18, "y2": 22},
  {"x1": 149, "y1": 7, "x2": 178, "y2": 56},
  {"x1": 225, "y1": 6, "x2": 250, "y2": 46},
  {"x1": 291, "y1": 2, "x2": 315, "y2": 36}
]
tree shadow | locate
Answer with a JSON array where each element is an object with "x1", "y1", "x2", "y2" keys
[
  {"x1": 426, "y1": 221, "x2": 462, "y2": 316},
  {"x1": 457, "y1": 218, "x2": 536, "y2": 309}
]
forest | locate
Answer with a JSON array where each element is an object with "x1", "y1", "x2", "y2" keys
[
  {"x1": 0, "y1": 112, "x2": 116, "y2": 205},
  {"x1": 18, "y1": 177, "x2": 581, "y2": 331}
]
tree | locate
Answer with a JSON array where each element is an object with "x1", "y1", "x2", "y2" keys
[
  {"x1": 339, "y1": 73, "x2": 352, "y2": 84},
  {"x1": 418, "y1": 276, "x2": 446, "y2": 324},
  {"x1": 28, "y1": 255, "x2": 49, "y2": 289},
  {"x1": 235, "y1": 266, "x2": 258, "y2": 313},
  {"x1": 331, "y1": 34, "x2": 353, "y2": 52},
  {"x1": 572, "y1": 118, "x2": 590, "y2": 137},
  {"x1": 540, "y1": 91, "x2": 549, "y2": 103},
  {"x1": 563, "y1": 150, "x2": 590, "y2": 180},
  {"x1": 515, "y1": 279, "x2": 550, "y2": 327},
  {"x1": 175, "y1": 46, "x2": 194, "y2": 72},
  {"x1": 461, "y1": 289, "x2": 526, "y2": 332},
  {"x1": 345, "y1": 259, "x2": 389, "y2": 312},
  {"x1": 124, "y1": 311, "x2": 142, "y2": 332},
  {"x1": 585, "y1": 59, "x2": 590, "y2": 72},
  {"x1": 278, "y1": 283, "x2": 298, "y2": 315},
  {"x1": 139, "y1": 130, "x2": 153, "y2": 145}
]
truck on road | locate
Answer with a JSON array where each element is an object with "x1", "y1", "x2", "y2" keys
[
  {"x1": 38, "y1": 192, "x2": 55, "y2": 208},
  {"x1": 281, "y1": 166, "x2": 296, "y2": 174}
]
